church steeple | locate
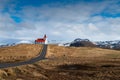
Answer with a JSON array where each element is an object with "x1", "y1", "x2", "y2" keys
[
  {"x1": 44, "y1": 34, "x2": 47, "y2": 39},
  {"x1": 44, "y1": 34, "x2": 48, "y2": 44}
]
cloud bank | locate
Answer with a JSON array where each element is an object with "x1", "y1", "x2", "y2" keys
[{"x1": 0, "y1": 0, "x2": 120, "y2": 43}]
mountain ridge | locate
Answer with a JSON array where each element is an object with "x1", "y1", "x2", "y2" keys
[{"x1": 67, "y1": 38, "x2": 120, "y2": 50}]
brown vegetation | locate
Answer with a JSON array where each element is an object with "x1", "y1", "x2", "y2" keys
[
  {"x1": 47, "y1": 44, "x2": 120, "y2": 59},
  {"x1": 0, "y1": 44, "x2": 120, "y2": 80},
  {"x1": 0, "y1": 44, "x2": 43, "y2": 63}
]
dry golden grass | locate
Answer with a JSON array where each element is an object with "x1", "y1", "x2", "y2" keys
[
  {"x1": 0, "y1": 44, "x2": 43, "y2": 62},
  {"x1": 0, "y1": 44, "x2": 120, "y2": 80},
  {"x1": 0, "y1": 64, "x2": 49, "y2": 80},
  {"x1": 47, "y1": 44, "x2": 120, "y2": 59}
]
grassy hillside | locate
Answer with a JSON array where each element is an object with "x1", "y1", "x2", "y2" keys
[
  {"x1": 0, "y1": 44, "x2": 120, "y2": 80},
  {"x1": 0, "y1": 44, "x2": 43, "y2": 63},
  {"x1": 47, "y1": 44, "x2": 120, "y2": 59}
]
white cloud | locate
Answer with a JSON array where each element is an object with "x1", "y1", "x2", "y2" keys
[
  {"x1": 88, "y1": 23, "x2": 98, "y2": 31},
  {"x1": 51, "y1": 31, "x2": 61, "y2": 36},
  {"x1": 1, "y1": 0, "x2": 120, "y2": 42}
]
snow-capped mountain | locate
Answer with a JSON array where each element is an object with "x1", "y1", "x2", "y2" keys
[
  {"x1": 63, "y1": 38, "x2": 120, "y2": 50},
  {"x1": 94, "y1": 40, "x2": 120, "y2": 50},
  {"x1": 0, "y1": 39, "x2": 33, "y2": 48},
  {"x1": 70, "y1": 38, "x2": 96, "y2": 47},
  {"x1": 16, "y1": 40, "x2": 33, "y2": 44}
]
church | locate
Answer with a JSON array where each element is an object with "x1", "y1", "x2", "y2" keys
[{"x1": 35, "y1": 34, "x2": 48, "y2": 44}]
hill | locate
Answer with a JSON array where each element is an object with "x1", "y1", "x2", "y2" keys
[
  {"x1": 70, "y1": 38, "x2": 96, "y2": 47},
  {"x1": 0, "y1": 44, "x2": 120, "y2": 80},
  {"x1": 0, "y1": 44, "x2": 42, "y2": 63},
  {"x1": 46, "y1": 44, "x2": 120, "y2": 59}
]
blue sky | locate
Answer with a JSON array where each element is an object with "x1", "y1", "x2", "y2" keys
[{"x1": 1, "y1": 0, "x2": 120, "y2": 43}]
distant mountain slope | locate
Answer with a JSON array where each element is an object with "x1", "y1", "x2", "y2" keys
[
  {"x1": 68, "y1": 38, "x2": 120, "y2": 50},
  {"x1": 70, "y1": 38, "x2": 96, "y2": 47},
  {"x1": 95, "y1": 40, "x2": 120, "y2": 50},
  {"x1": 0, "y1": 38, "x2": 20, "y2": 45},
  {"x1": 16, "y1": 40, "x2": 33, "y2": 44}
]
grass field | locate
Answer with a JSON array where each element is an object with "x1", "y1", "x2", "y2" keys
[
  {"x1": 0, "y1": 44, "x2": 43, "y2": 63},
  {"x1": 0, "y1": 44, "x2": 120, "y2": 80},
  {"x1": 47, "y1": 44, "x2": 120, "y2": 59}
]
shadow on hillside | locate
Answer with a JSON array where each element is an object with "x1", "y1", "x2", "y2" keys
[
  {"x1": 57, "y1": 64, "x2": 95, "y2": 70},
  {"x1": 101, "y1": 64, "x2": 120, "y2": 68}
]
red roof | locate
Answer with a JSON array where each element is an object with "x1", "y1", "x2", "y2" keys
[
  {"x1": 35, "y1": 34, "x2": 47, "y2": 43},
  {"x1": 35, "y1": 38, "x2": 45, "y2": 42}
]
